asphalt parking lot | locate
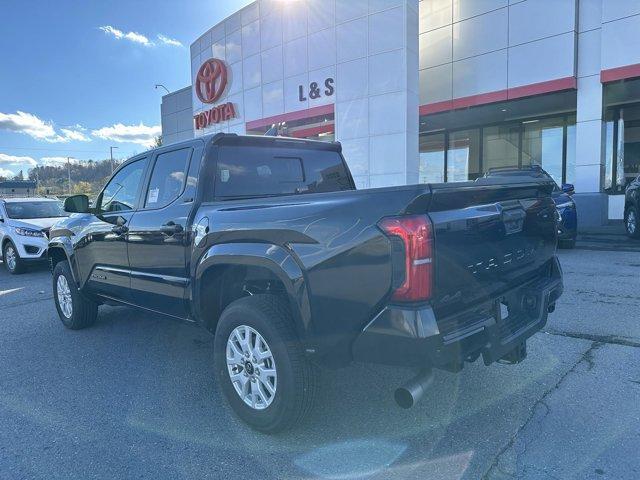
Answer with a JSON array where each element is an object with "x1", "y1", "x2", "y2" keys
[{"x1": 1, "y1": 249, "x2": 639, "y2": 480}]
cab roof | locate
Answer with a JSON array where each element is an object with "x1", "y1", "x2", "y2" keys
[{"x1": 143, "y1": 133, "x2": 342, "y2": 155}]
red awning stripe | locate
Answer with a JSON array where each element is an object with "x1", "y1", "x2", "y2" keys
[{"x1": 246, "y1": 104, "x2": 334, "y2": 130}]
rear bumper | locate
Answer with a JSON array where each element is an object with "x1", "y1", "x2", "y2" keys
[{"x1": 352, "y1": 257, "x2": 563, "y2": 370}]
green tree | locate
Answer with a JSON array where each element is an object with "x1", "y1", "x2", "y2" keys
[{"x1": 72, "y1": 181, "x2": 93, "y2": 194}]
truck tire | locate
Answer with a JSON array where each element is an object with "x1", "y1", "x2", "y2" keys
[
  {"x1": 213, "y1": 294, "x2": 317, "y2": 433},
  {"x1": 52, "y1": 260, "x2": 98, "y2": 330},
  {"x1": 3, "y1": 241, "x2": 25, "y2": 274},
  {"x1": 625, "y1": 205, "x2": 639, "y2": 239}
]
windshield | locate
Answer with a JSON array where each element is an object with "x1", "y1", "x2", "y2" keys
[{"x1": 4, "y1": 201, "x2": 68, "y2": 219}]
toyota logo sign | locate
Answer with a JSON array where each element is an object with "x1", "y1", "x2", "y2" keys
[{"x1": 195, "y1": 58, "x2": 228, "y2": 104}]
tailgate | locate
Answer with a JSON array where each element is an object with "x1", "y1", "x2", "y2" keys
[{"x1": 426, "y1": 178, "x2": 558, "y2": 318}]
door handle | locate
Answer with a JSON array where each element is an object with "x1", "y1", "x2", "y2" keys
[
  {"x1": 112, "y1": 225, "x2": 128, "y2": 235},
  {"x1": 160, "y1": 221, "x2": 184, "y2": 235}
]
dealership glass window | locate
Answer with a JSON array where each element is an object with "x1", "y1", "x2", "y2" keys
[
  {"x1": 246, "y1": 113, "x2": 335, "y2": 142},
  {"x1": 617, "y1": 115, "x2": 625, "y2": 188},
  {"x1": 522, "y1": 117, "x2": 565, "y2": 185},
  {"x1": 604, "y1": 114, "x2": 615, "y2": 191},
  {"x1": 419, "y1": 133, "x2": 445, "y2": 183},
  {"x1": 621, "y1": 106, "x2": 640, "y2": 186},
  {"x1": 419, "y1": 115, "x2": 576, "y2": 185},
  {"x1": 604, "y1": 104, "x2": 640, "y2": 194},
  {"x1": 565, "y1": 118, "x2": 576, "y2": 185},
  {"x1": 482, "y1": 125, "x2": 520, "y2": 171},
  {"x1": 448, "y1": 130, "x2": 481, "y2": 181}
]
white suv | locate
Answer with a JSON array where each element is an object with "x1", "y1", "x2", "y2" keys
[{"x1": 0, "y1": 197, "x2": 68, "y2": 274}]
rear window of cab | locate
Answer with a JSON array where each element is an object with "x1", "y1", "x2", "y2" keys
[{"x1": 215, "y1": 145, "x2": 353, "y2": 198}]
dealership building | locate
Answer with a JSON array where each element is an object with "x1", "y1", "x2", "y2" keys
[{"x1": 160, "y1": 0, "x2": 640, "y2": 228}]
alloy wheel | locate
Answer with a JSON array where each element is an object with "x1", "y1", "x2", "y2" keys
[
  {"x1": 56, "y1": 275, "x2": 73, "y2": 318},
  {"x1": 628, "y1": 210, "x2": 637, "y2": 235},
  {"x1": 226, "y1": 325, "x2": 277, "y2": 410},
  {"x1": 5, "y1": 246, "x2": 16, "y2": 271}
]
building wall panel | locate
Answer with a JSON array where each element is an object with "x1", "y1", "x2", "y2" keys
[
  {"x1": 452, "y1": 8, "x2": 508, "y2": 61},
  {"x1": 508, "y1": 0, "x2": 576, "y2": 46}
]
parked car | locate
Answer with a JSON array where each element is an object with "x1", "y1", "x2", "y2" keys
[
  {"x1": 624, "y1": 175, "x2": 640, "y2": 238},
  {"x1": 0, "y1": 197, "x2": 67, "y2": 274},
  {"x1": 48, "y1": 134, "x2": 563, "y2": 432},
  {"x1": 484, "y1": 165, "x2": 578, "y2": 248}
]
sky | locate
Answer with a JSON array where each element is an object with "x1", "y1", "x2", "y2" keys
[{"x1": 0, "y1": 0, "x2": 252, "y2": 177}]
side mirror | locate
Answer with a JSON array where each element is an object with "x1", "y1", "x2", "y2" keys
[
  {"x1": 64, "y1": 194, "x2": 90, "y2": 213},
  {"x1": 561, "y1": 183, "x2": 575, "y2": 195}
]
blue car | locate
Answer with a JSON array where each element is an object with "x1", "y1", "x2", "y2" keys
[{"x1": 484, "y1": 165, "x2": 577, "y2": 249}]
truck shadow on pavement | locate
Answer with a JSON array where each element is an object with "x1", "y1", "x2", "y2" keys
[{"x1": 48, "y1": 305, "x2": 583, "y2": 479}]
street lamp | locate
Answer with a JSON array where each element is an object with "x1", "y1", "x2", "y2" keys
[
  {"x1": 110, "y1": 146, "x2": 118, "y2": 174},
  {"x1": 154, "y1": 84, "x2": 170, "y2": 94},
  {"x1": 67, "y1": 157, "x2": 72, "y2": 194}
]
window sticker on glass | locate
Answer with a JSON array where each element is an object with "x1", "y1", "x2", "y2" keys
[
  {"x1": 221, "y1": 169, "x2": 230, "y2": 182},
  {"x1": 257, "y1": 165, "x2": 272, "y2": 177},
  {"x1": 147, "y1": 187, "x2": 160, "y2": 204}
]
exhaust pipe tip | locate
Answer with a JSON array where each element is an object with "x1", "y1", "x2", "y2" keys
[
  {"x1": 394, "y1": 369, "x2": 433, "y2": 409},
  {"x1": 394, "y1": 387, "x2": 416, "y2": 409}
]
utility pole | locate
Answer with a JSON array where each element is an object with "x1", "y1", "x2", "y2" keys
[
  {"x1": 110, "y1": 146, "x2": 118, "y2": 173},
  {"x1": 67, "y1": 157, "x2": 72, "y2": 194}
]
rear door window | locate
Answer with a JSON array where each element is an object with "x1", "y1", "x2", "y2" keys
[
  {"x1": 144, "y1": 148, "x2": 192, "y2": 208},
  {"x1": 215, "y1": 146, "x2": 352, "y2": 198}
]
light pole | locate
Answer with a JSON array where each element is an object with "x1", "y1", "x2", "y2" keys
[
  {"x1": 67, "y1": 157, "x2": 72, "y2": 194},
  {"x1": 110, "y1": 146, "x2": 118, "y2": 173},
  {"x1": 154, "y1": 84, "x2": 170, "y2": 94}
]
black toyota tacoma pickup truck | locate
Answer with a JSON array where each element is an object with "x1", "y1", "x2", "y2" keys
[{"x1": 48, "y1": 133, "x2": 563, "y2": 432}]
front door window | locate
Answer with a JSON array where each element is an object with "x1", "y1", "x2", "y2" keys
[{"x1": 98, "y1": 159, "x2": 147, "y2": 213}]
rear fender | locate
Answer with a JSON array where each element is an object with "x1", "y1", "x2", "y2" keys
[{"x1": 194, "y1": 242, "x2": 311, "y2": 341}]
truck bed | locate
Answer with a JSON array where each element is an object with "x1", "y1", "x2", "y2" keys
[{"x1": 195, "y1": 175, "x2": 559, "y2": 367}]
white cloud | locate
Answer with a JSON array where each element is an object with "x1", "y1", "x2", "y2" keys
[
  {"x1": 157, "y1": 34, "x2": 183, "y2": 47},
  {"x1": 0, "y1": 111, "x2": 56, "y2": 141},
  {"x1": 60, "y1": 128, "x2": 90, "y2": 142},
  {"x1": 100, "y1": 25, "x2": 154, "y2": 46},
  {"x1": 0, "y1": 168, "x2": 14, "y2": 178},
  {"x1": 0, "y1": 153, "x2": 38, "y2": 167},
  {"x1": 0, "y1": 111, "x2": 91, "y2": 143},
  {"x1": 91, "y1": 123, "x2": 161, "y2": 148},
  {"x1": 99, "y1": 25, "x2": 181, "y2": 48},
  {"x1": 124, "y1": 31, "x2": 153, "y2": 46},
  {"x1": 99, "y1": 25, "x2": 124, "y2": 39}
]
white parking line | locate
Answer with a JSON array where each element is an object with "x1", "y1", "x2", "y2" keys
[{"x1": 0, "y1": 287, "x2": 23, "y2": 296}]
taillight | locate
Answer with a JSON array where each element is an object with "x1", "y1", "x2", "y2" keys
[{"x1": 379, "y1": 214, "x2": 433, "y2": 303}]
